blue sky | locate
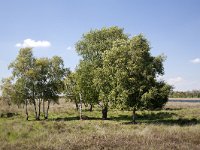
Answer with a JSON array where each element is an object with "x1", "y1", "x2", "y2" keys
[{"x1": 0, "y1": 0, "x2": 200, "y2": 91}]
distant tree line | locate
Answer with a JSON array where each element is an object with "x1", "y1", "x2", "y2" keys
[
  {"x1": 0, "y1": 26, "x2": 172, "y2": 123},
  {"x1": 170, "y1": 90, "x2": 200, "y2": 98}
]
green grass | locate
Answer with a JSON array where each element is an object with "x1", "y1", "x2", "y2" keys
[{"x1": 0, "y1": 101, "x2": 200, "y2": 150}]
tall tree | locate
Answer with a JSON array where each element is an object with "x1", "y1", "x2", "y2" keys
[
  {"x1": 9, "y1": 48, "x2": 36, "y2": 120},
  {"x1": 33, "y1": 56, "x2": 67, "y2": 120},
  {"x1": 100, "y1": 35, "x2": 171, "y2": 123},
  {"x1": 34, "y1": 57, "x2": 50, "y2": 120},
  {"x1": 43, "y1": 56, "x2": 67, "y2": 119},
  {"x1": 75, "y1": 26, "x2": 128, "y2": 119}
]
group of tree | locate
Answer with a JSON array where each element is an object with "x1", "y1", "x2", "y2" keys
[
  {"x1": 0, "y1": 48, "x2": 67, "y2": 120},
  {"x1": 170, "y1": 90, "x2": 200, "y2": 98},
  {"x1": 1, "y1": 26, "x2": 172, "y2": 123},
  {"x1": 65, "y1": 26, "x2": 172, "y2": 123}
]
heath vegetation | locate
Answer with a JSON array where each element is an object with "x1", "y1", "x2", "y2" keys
[{"x1": 0, "y1": 99, "x2": 200, "y2": 150}]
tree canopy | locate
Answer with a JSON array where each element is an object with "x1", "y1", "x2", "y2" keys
[
  {"x1": 73, "y1": 27, "x2": 171, "y2": 121},
  {"x1": 96, "y1": 35, "x2": 171, "y2": 122},
  {"x1": 75, "y1": 26, "x2": 129, "y2": 119},
  {"x1": 3, "y1": 48, "x2": 67, "y2": 120},
  {"x1": 1, "y1": 26, "x2": 172, "y2": 122}
]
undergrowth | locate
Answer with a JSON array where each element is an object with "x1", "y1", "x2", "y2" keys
[{"x1": 0, "y1": 101, "x2": 200, "y2": 150}]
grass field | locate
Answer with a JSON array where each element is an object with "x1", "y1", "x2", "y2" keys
[{"x1": 0, "y1": 100, "x2": 200, "y2": 150}]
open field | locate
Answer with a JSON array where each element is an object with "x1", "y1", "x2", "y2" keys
[
  {"x1": 0, "y1": 99, "x2": 200, "y2": 150},
  {"x1": 169, "y1": 98, "x2": 200, "y2": 100}
]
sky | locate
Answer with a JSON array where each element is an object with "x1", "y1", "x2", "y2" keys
[{"x1": 0, "y1": 0, "x2": 200, "y2": 91}]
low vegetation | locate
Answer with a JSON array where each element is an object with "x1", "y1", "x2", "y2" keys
[{"x1": 0, "y1": 100, "x2": 200, "y2": 150}]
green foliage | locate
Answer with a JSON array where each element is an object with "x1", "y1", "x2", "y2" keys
[
  {"x1": 7, "y1": 48, "x2": 67, "y2": 120},
  {"x1": 9, "y1": 48, "x2": 35, "y2": 78},
  {"x1": 12, "y1": 78, "x2": 28, "y2": 105},
  {"x1": 0, "y1": 77, "x2": 14, "y2": 106},
  {"x1": 76, "y1": 26, "x2": 128, "y2": 66},
  {"x1": 74, "y1": 27, "x2": 171, "y2": 120},
  {"x1": 1, "y1": 26, "x2": 172, "y2": 122},
  {"x1": 75, "y1": 26, "x2": 128, "y2": 111},
  {"x1": 64, "y1": 71, "x2": 80, "y2": 104},
  {"x1": 8, "y1": 48, "x2": 35, "y2": 104},
  {"x1": 76, "y1": 61, "x2": 99, "y2": 106},
  {"x1": 99, "y1": 34, "x2": 171, "y2": 113},
  {"x1": 43, "y1": 56, "x2": 67, "y2": 104},
  {"x1": 141, "y1": 81, "x2": 172, "y2": 110}
]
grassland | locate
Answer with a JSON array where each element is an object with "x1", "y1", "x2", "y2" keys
[{"x1": 0, "y1": 100, "x2": 200, "y2": 150}]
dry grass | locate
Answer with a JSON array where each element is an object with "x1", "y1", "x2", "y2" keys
[
  {"x1": 0, "y1": 99, "x2": 200, "y2": 150},
  {"x1": 165, "y1": 102, "x2": 200, "y2": 109}
]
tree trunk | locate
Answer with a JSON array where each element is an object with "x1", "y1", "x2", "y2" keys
[
  {"x1": 45, "y1": 100, "x2": 50, "y2": 119},
  {"x1": 43, "y1": 98, "x2": 45, "y2": 119},
  {"x1": 79, "y1": 104, "x2": 82, "y2": 120},
  {"x1": 37, "y1": 99, "x2": 41, "y2": 120},
  {"x1": 75, "y1": 101, "x2": 79, "y2": 111},
  {"x1": 89, "y1": 104, "x2": 93, "y2": 112},
  {"x1": 79, "y1": 93, "x2": 82, "y2": 120},
  {"x1": 25, "y1": 99, "x2": 29, "y2": 121},
  {"x1": 84, "y1": 103, "x2": 88, "y2": 110},
  {"x1": 33, "y1": 100, "x2": 37, "y2": 120},
  {"x1": 102, "y1": 106, "x2": 108, "y2": 120},
  {"x1": 132, "y1": 107, "x2": 136, "y2": 124},
  {"x1": 32, "y1": 84, "x2": 37, "y2": 120}
]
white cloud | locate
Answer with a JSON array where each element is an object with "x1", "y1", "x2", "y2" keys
[
  {"x1": 16, "y1": 39, "x2": 51, "y2": 48},
  {"x1": 190, "y1": 58, "x2": 200, "y2": 64},
  {"x1": 167, "y1": 76, "x2": 184, "y2": 85},
  {"x1": 67, "y1": 46, "x2": 72, "y2": 50},
  {"x1": 15, "y1": 43, "x2": 22, "y2": 47},
  {"x1": 67, "y1": 46, "x2": 75, "y2": 50}
]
